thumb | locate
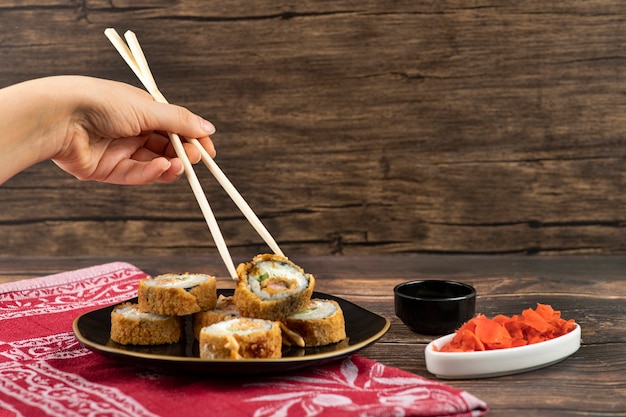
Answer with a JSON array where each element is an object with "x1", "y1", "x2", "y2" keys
[{"x1": 144, "y1": 101, "x2": 216, "y2": 139}]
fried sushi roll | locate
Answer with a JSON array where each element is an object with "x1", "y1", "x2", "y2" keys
[
  {"x1": 199, "y1": 317, "x2": 282, "y2": 360},
  {"x1": 110, "y1": 302, "x2": 182, "y2": 345},
  {"x1": 283, "y1": 299, "x2": 347, "y2": 346},
  {"x1": 138, "y1": 273, "x2": 217, "y2": 316},
  {"x1": 192, "y1": 294, "x2": 240, "y2": 339},
  {"x1": 233, "y1": 254, "x2": 315, "y2": 321}
]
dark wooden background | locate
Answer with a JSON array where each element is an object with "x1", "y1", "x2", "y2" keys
[{"x1": 3, "y1": 1, "x2": 626, "y2": 270}]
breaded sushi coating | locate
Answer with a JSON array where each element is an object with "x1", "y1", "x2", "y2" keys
[
  {"x1": 233, "y1": 254, "x2": 315, "y2": 321},
  {"x1": 199, "y1": 317, "x2": 282, "y2": 359},
  {"x1": 283, "y1": 299, "x2": 347, "y2": 346},
  {"x1": 138, "y1": 273, "x2": 217, "y2": 316},
  {"x1": 110, "y1": 302, "x2": 182, "y2": 345},
  {"x1": 192, "y1": 294, "x2": 240, "y2": 339}
]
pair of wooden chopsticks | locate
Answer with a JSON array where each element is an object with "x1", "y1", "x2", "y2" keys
[{"x1": 103, "y1": 28, "x2": 284, "y2": 280}]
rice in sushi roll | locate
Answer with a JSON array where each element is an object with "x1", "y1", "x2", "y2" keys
[
  {"x1": 283, "y1": 299, "x2": 346, "y2": 346},
  {"x1": 138, "y1": 273, "x2": 217, "y2": 316},
  {"x1": 110, "y1": 302, "x2": 182, "y2": 345},
  {"x1": 199, "y1": 317, "x2": 282, "y2": 359},
  {"x1": 192, "y1": 294, "x2": 240, "y2": 339},
  {"x1": 233, "y1": 254, "x2": 315, "y2": 321}
]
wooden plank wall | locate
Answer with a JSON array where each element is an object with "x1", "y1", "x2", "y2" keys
[{"x1": 2, "y1": 1, "x2": 626, "y2": 259}]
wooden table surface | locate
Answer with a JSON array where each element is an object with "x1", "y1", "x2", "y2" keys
[{"x1": 1, "y1": 254, "x2": 624, "y2": 416}]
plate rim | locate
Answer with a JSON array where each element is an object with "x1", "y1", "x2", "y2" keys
[{"x1": 73, "y1": 290, "x2": 390, "y2": 371}]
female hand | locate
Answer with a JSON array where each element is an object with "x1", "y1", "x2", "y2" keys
[{"x1": 0, "y1": 76, "x2": 217, "y2": 184}]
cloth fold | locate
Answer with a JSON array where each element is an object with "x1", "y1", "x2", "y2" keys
[{"x1": 0, "y1": 262, "x2": 488, "y2": 417}]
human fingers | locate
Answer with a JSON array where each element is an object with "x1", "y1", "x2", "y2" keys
[
  {"x1": 194, "y1": 136, "x2": 216, "y2": 158},
  {"x1": 103, "y1": 157, "x2": 183, "y2": 185},
  {"x1": 138, "y1": 100, "x2": 216, "y2": 143},
  {"x1": 143, "y1": 132, "x2": 215, "y2": 164}
]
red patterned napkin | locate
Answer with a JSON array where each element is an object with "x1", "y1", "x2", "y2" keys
[{"x1": 0, "y1": 262, "x2": 488, "y2": 417}]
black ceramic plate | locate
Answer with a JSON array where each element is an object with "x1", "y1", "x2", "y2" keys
[{"x1": 73, "y1": 290, "x2": 390, "y2": 376}]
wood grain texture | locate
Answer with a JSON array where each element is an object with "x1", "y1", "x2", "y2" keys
[
  {"x1": 0, "y1": 254, "x2": 624, "y2": 415},
  {"x1": 2, "y1": 2, "x2": 626, "y2": 257}
]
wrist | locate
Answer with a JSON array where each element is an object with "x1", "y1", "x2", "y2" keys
[{"x1": 0, "y1": 77, "x2": 80, "y2": 183}]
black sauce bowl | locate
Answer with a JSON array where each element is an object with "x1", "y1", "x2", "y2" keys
[{"x1": 393, "y1": 280, "x2": 476, "y2": 335}]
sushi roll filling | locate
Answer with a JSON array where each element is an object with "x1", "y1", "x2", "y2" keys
[
  {"x1": 292, "y1": 300, "x2": 337, "y2": 319},
  {"x1": 226, "y1": 319, "x2": 268, "y2": 332},
  {"x1": 204, "y1": 318, "x2": 275, "y2": 336},
  {"x1": 114, "y1": 304, "x2": 169, "y2": 320},
  {"x1": 247, "y1": 261, "x2": 309, "y2": 300},
  {"x1": 143, "y1": 273, "x2": 207, "y2": 289}
]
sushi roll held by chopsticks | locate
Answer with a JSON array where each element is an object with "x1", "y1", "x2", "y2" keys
[{"x1": 233, "y1": 254, "x2": 315, "y2": 321}]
